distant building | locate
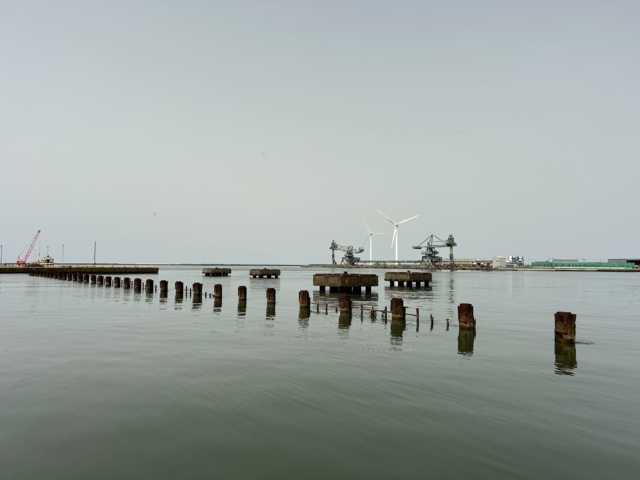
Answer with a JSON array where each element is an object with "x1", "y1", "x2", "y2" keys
[
  {"x1": 492, "y1": 256, "x2": 507, "y2": 269},
  {"x1": 609, "y1": 258, "x2": 640, "y2": 266}
]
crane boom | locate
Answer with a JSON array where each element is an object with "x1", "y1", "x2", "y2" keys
[{"x1": 17, "y1": 230, "x2": 41, "y2": 265}]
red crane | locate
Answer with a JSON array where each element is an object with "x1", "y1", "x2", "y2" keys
[{"x1": 17, "y1": 230, "x2": 41, "y2": 265}]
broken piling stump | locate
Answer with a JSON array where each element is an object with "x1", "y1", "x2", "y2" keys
[
  {"x1": 123, "y1": 277, "x2": 131, "y2": 289},
  {"x1": 214, "y1": 284, "x2": 222, "y2": 298},
  {"x1": 299, "y1": 290, "x2": 310, "y2": 308},
  {"x1": 391, "y1": 298, "x2": 405, "y2": 320},
  {"x1": 105, "y1": 276, "x2": 112, "y2": 286},
  {"x1": 159, "y1": 280, "x2": 168, "y2": 292},
  {"x1": 97, "y1": 275, "x2": 104, "y2": 285},
  {"x1": 458, "y1": 303, "x2": 476, "y2": 329},
  {"x1": 146, "y1": 279, "x2": 154, "y2": 292},
  {"x1": 238, "y1": 286, "x2": 247, "y2": 300},
  {"x1": 113, "y1": 277, "x2": 121, "y2": 288},
  {"x1": 339, "y1": 293, "x2": 352, "y2": 313},
  {"x1": 554, "y1": 312, "x2": 576, "y2": 343},
  {"x1": 266, "y1": 288, "x2": 276, "y2": 304}
]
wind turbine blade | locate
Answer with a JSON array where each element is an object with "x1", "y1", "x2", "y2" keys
[
  {"x1": 373, "y1": 232, "x2": 385, "y2": 235},
  {"x1": 363, "y1": 220, "x2": 372, "y2": 234},
  {"x1": 398, "y1": 214, "x2": 419, "y2": 225},
  {"x1": 378, "y1": 210, "x2": 396, "y2": 225}
]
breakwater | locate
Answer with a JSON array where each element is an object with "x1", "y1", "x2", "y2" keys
[{"x1": 0, "y1": 265, "x2": 159, "y2": 275}]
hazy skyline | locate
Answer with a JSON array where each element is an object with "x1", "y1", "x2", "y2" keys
[{"x1": 2, "y1": 1, "x2": 639, "y2": 264}]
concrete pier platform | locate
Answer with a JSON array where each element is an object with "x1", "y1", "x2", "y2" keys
[
  {"x1": 384, "y1": 271, "x2": 432, "y2": 288},
  {"x1": 313, "y1": 272, "x2": 378, "y2": 293},
  {"x1": 250, "y1": 268, "x2": 280, "y2": 278},
  {"x1": 203, "y1": 268, "x2": 231, "y2": 277},
  {"x1": 2, "y1": 265, "x2": 159, "y2": 275}
]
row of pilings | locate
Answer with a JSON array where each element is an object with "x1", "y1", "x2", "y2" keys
[{"x1": 31, "y1": 269, "x2": 578, "y2": 345}]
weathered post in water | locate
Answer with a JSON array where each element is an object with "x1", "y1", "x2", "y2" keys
[
  {"x1": 90, "y1": 274, "x2": 96, "y2": 284},
  {"x1": 113, "y1": 277, "x2": 121, "y2": 288},
  {"x1": 238, "y1": 286, "x2": 247, "y2": 300},
  {"x1": 458, "y1": 303, "x2": 476, "y2": 329},
  {"x1": 554, "y1": 312, "x2": 576, "y2": 343},
  {"x1": 146, "y1": 279, "x2": 154, "y2": 292},
  {"x1": 83, "y1": 274, "x2": 89, "y2": 283},
  {"x1": 160, "y1": 280, "x2": 168, "y2": 293},
  {"x1": 123, "y1": 277, "x2": 131, "y2": 289},
  {"x1": 133, "y1": 278, "x2": 142, "y2": 292},
  {"x1": 175, "y1": 281, "x2": 184, "y2": 299},
  {"x1": 339, "y1": 293, "x2": 352, "y2": 313},
  {"x1": 105, "y1": 276, "x2": 112, "y2": 286},
  {"x1": 97, "y1": 275, "x2": 104, "y2": 285},
  {"x1": 299, "y1": 290, "x2": 310, "y2": 308},
  {"x1": 214, "y1": 284, "x2": 222, "y2": 298},
  {"x1": 390, "y1": 298, "x2": 405, "y2": 320},
  {"x1": 266, "y1": 288, "x2": 276, "y2": 304},
  {"x1": 192, "y1": 282, "x2": 202, "y2": 295}
]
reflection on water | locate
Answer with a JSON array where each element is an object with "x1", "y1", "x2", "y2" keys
[
  {"x1": 192, "y1": 294, "x2": 202, "y2": 311},
  {"x1": 390, "y1": 319, "x2": 405, "y2": 348},
  {"x1": 145, "y1": 292, "x2": 154, "y2": 304},
  {"x1": 238, "y1": 300, "x2": 246, "y2": 316},
  {"x1": 214, "y1": 297, "x2": 222, "y2": 311},
  {"x1": 338, "y1": 312, "x2": 352, "y2": 331},
  {"x1": 174, "y1": 294, "x2": 183, "y2": 311},
  {"x1": 555, "y1": 342, "x2": 577, "y2": 376},
  {"x1": 299, "y1": 306, "x2": 310, "y2": 320},
  {"x1": 458, "y1": 329, "x2": 476, "y2": 356},
  {"x1": 266, "y1": 304, "x2": 276, "y2": 317}
]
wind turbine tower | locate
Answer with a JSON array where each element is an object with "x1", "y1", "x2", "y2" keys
[
  {"x1": 363, "y1": 221, "x2": 385, "y2": 261},
  {"x1": 378, "y1": 211, "x2": 420, "y2": 262}
]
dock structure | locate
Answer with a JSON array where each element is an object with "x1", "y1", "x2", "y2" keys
[
  {"x1": 313, "y1": 272, "x2": 378, "y2": 294},
  {"x1": 202, "y1": 268, "x2": 231, "y2": 277},
  {"x1": 250, "y1": 268, "x2": 280, "y2": 279},
  {"x1": 12, "y1": 265, "x2": 159, "y2": 275},
  {"x1": 384, "y1": 271, "x2": 432, "y2": 288}
]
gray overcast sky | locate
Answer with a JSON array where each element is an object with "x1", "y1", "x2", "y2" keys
[{"x1": 1, "y1": 0, "x2": 639, "y2": 264}]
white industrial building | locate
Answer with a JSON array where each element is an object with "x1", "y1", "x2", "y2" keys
[{"x1": 492, "y1": 256, "x2": 507, "y2": 269}]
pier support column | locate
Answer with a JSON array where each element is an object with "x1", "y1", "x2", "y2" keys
[
  {"x1": 175, "y1": 281, "x2": 184, "y2": 298},
  {"x1": 83, "y1": 274, "x2": 89, "y2": 283},
  {"x1": 339, "y1": 293, "x2": 352, "y2": 313},
  {"x1": 352, "y1": 286, "x2": 361, "y2": 295},
  {"x1": 389, "y1": 280, "x2": 394, "y2": 287},
  {"x1": 214, "y1": 284, "x2": 222, "y2": 298},
  {"x1": 133, "y1": 278, "x2": 142, "y2": 292},
  {"x1": 123, "y1": 277, "x2": 131, "y2": 289},
  {"x1": 238, "y1": 286, "x2": 247, "y2": 301},
  {"x1": 458, "y1": 303, "x2": 476, "y2": 329},
  {"x1": 105, "y1": 276, "x2": 112, "y2": 286},
  {"x1": 97, "y1": 275, "x2": 104, "y2": 285},
  {"x1": 398, "y1": 281, "x2": 404, "y2": 287},
  {"x1": 90, "y1": 275, "x2": 96, "y2": 284},
  {"x1": 114, "y1": 277, "x2": 121, "y2": 288},
  {"x1": 160, "y1": 280, "x2": 168, "y2": 293},
  {"x1": 146, "y1": 279, "x2": 154, "y2": 292},
  {"x1": 365, "y1": 286, "x2": 372, "y2": 294},
  {"x1": 266, "y1": 288, "x2": 276, "y2": 304},
  {"x1": 319, "y1": 286, "x2": 326, "y2": 293},
  {"x1": 391, "y1": 298, "x2": 405, "y2": 320},
  {"x1": 192, "y1": 282, "x2": 202, "y2": 295},
  {"x1": 554, "y1": 312, "x2": 576, "y2": 343}
]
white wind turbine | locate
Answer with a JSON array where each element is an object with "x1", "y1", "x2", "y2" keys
[
  {"x1": 363, "y1": 220, "x2": 385, "y2": 261},
  {"x1": 378, "y1": 210, "x2": 420, "y2": 262}
]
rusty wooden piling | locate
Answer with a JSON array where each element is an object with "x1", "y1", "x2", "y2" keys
[
  {"x1": 554, "y1": 312, "x2": 576, "y2": 343},
  {"x1": 146, "y1": 279, "x2": 154, "y2": 292},
  {"x1": 133, "y1": 278, "x2": 142, "y2": 291},
  {"x1": 97, "y1": 275, "x2": 104, "y2": 285},
  {"x1": 339, "y1": 293, "x2": 352, "y2": 313},
  {"x1": 214, "y1": 284, "x2": 222, "y2": 298},
  {"x1": 299, "y1": 290, "x2": 310, "y2": 308},
  {"x1": 105, "y1": 276, "x2": 112, "y2": 286},
  {"x1": 238, "y1": 286, "x2": 247, "y2": 300},
  {"x1": 192, "y1": 282, "x2": 202, "y2": 295},
  {"x1": 390, "y1": 298, "x2": 405, "y2": 320},
  {"x1": 83, "y1": 274, "x2": 89, "y2": 283},
  {"x1": 160, "y1": 280, "x2": 168, "y2": 292},
  {"x1": 123, "y1": 277, "x2": 130, "y2": 289},
  {"x1": 113, "y1": 277, "x2": 121, "y2": 288},
  {"x1": 458, "y1": 303, "x2": 475, "y2": 329},
  {"x1": 175, "y1": 281, "x2": 184, "y2": 296},
  {"x1": 266, "y1": 288, "x2": 276, "y2": 304},
  {"x1": 90, "y1": 274, "x2": 96, "y2": 284}
]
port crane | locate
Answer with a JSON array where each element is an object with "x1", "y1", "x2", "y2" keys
[
  {"x1": 330, "y1": 240, "x2": 364, "y2": 266},
  {"x1": 17, "y1": 230, "x2": 41, "y2": 265},
  {"x1": 412, "y1": 234, "x2": 457, "y2": 269}
]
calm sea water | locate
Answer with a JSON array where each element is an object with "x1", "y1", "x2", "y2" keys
[{"x1": 1, "y1": 266, "x2": 639, "y2": 479}]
